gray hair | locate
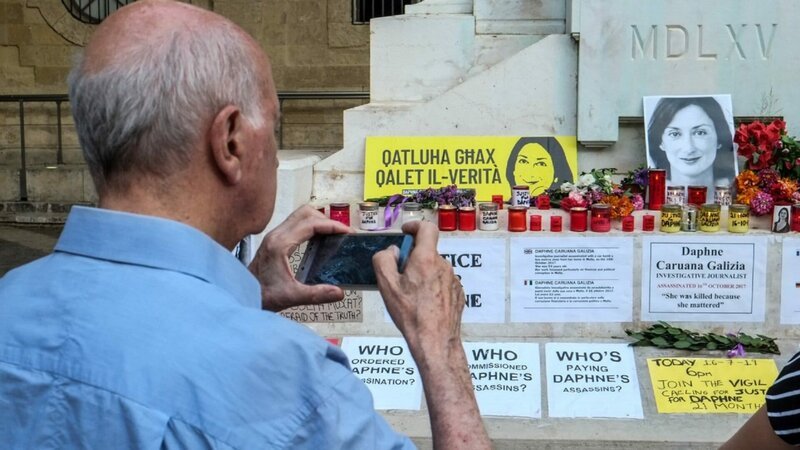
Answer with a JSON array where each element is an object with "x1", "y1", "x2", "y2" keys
[{"x1": 68, "y1": 22, "x2": 265, "y2": 191}]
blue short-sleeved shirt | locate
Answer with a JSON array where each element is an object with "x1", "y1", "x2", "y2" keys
[{"x1": 0, "y1": 206, "x2": 413, "y2": 449}]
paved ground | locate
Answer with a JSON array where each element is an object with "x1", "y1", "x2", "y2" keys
[{"x1": 0, "y1": 224, "x2": 63, "y2": 277}]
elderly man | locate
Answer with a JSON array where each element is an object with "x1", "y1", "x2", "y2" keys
[{"x1": 0, "y1": 1, "x2": 490, "y2": 448}]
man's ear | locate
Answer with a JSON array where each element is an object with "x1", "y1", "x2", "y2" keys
[{"x1": 209, "y1": 105, "x2": 245, "y2": 185}]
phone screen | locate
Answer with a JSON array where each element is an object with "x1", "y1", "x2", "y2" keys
[{"x1": 296, "y1": 234, "x2": 412, "y2": 289}]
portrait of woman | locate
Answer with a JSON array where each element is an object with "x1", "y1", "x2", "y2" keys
[
  {"x1": 506, "y1": 137, "x2": 574, "y2": 197},
  {"x1": 773, "y1": 206, "x2": 791, "y2": 233},
  {"x1": 645, "y1": 95, "x2": 736, "y2": 203}
]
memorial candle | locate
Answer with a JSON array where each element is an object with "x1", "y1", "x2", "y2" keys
[
  {"x1": 687, "y1": 186, "x2": 708, "y2": 207},
  {"x1": 793, "y1": 203, "x2": 800, "y2": 232},
  {"x1": 529, "y1": 214, "x2": 542, "y2": 231},
  {"x1": 550, "y1": 215, "x2": 563, "y2": 232},
  {"x1": 569, "y1": 207, "x2": 588, "y2": 232},
  {"x1": 590, "y1": 204, "x2": 611, "y2": 232},
  {"x1": 437, "y1": 205, "x2": 457, "y2": 231},
  {"x1": 507, "y1": 206, "x2": 527, "y2": 232},
  {"x1": 648, "y1": 169, "x2": 666, "y2": 210},
  {"x1": 621, "y1": 215, "x2": 634, "y2": 232},
  {"x1": 492, "y1": 195, "x2": 504, "y2": 210},
  {"x1": 642, "y1": 214, "x2": 655, "y2": 231},
  {"x1": 329, "y1": 202, "x2": 350, "y2": 226},
  {"x1": 458, "y1": 207, "x2": 477, "y2": 231}
]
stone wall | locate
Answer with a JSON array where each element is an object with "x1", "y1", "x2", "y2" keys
[{"x1": 0, "y1": 0, "x2": 370, "y2": 161}]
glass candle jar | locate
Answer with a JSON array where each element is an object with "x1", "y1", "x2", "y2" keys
[
  {"x1": 793, "y1": 203, "x2": 800, "y2": 232},
  {"x1": 402, "y1": 202, "x2": 423, "y2": 224},
  {"x1": 492, "y1": 195, "x2": 504, "y2": 210},
  {"x1": 622, "y1": 215, "x2": 634, "y2": 232},
  {"x1": 358, "y1": 202, "x2": 380, "y2": 231},
  {"x1": 643, "y1": 214, "x2": 655, "y2": 231},
  {"x1": 478, "y1": 203, "x2": 499, "y2": 231},
  {"x1": 438, "y1": 205, "x2": 457, "y2": 231},
  {"x1": 508, "y1": 206, "x2": 527, "y2": 232},
  {"x1": 699, "y1": 203, "x2": 721, "y2": 232},
  {"x1": 529, "y1": 214, "x2": 542, "y2": 231},
  {"x1": 715, "y1": 185, "x2": 732, "y2": 206},
  {"x1": 535, "y1": 194, "x2": 551, "y2": 210},
  {"x1": 666, "y1": 186, "x2": 686, "y2": 205},
  {"x1": 550, "y1": 215, "x2": 563, "y2": 232},
  {"x1": 681, "y1": 205, "x2": 698, "y2": 232},
  {"x1": 590, "y1": 204, "x2": 611, "y2": 232},
  {"x1": 511, "y1": 185, "x2": 530, "y2": 207},
  {"x1": 458, "y1": 207, "x2": 477, "y2": 231},
  {"x1": 329, "y1": 202, "x2": 350, "y2": 226},
  {"x1": 660, "y1": 204, "x2": 682, "y2": 233},
  {"x1": 648, "y1": 169, "x2": 666, "y2": 210},
  {"x1": 687, "y1": 185, "x2": 708, "y2": 207},
  {"x1": 570, "y1": 207, "x2": 588, "y2": 232},
  {"x1": 728, "y1": 204, "x2": 750, "y2": 233}
]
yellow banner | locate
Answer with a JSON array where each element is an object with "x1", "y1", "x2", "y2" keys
[
  {"x1": 364, "y1": 136, "x2": 578, "y2": 201},
  {"x1": 647, "y1": 357, "x2": 778, "y2": 414}
]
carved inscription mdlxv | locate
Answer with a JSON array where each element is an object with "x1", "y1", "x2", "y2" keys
[{"x1": 631, "y1": 24, "x2": 778, "y2": 60}]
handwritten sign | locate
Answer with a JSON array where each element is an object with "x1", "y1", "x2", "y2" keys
[
  {"x1": 280, "y1": 291, "x2": 363, "y2": 323},
  {"x1": 438, "y1": 238, "x2": 506, "y2": 323},
  {"x1": 364, "y1": 136, "x2": 577, "y2": 201},
  {"x1": 642, "y1": 236, "x2": 767, "y2": 322},
  {"x1": 546, "y1": 343, "x2": 643, "y2": 419},
  {"x1": 464, "y1": 342, "x2": 541, "y2": 417},
  {"x1": 340, "y1": 337, "x2": 422, "y2": 410},
  {"x1": 781, "y1": 238, "x2": 800, "y2": 324},
  {"x1": 647, "y1": 358, "x2": 778, "y2": 414},
  {"x1": 510, "y1": 237, "x2": 634, "y2": 322}
]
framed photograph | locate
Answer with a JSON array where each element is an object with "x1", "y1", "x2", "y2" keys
[
  {"x1": 773, "y1": 205, "x2": 791, "y2": 233},
  {"x1": 643, "y1": 95, "x2": 737, "y2": 204}
]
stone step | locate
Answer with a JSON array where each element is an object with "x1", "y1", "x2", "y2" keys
[
  {"x1": 0, "y1": 146, "x2": 84, "y2": 166},
  {"x1": 0, "y1": 165, "x2": 96, "y2": 203}
]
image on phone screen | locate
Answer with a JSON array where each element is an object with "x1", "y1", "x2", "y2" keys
[{"x1": 296, "y1": 234, "x2": 412, "y2": 289}]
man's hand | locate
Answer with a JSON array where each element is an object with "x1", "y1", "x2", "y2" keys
[
  {"x1": 373, "y1": 221, "x2": 491, "y2": 450},
  {"x1": 249, "y1": 205, "x2": 350, "y2": 312}
]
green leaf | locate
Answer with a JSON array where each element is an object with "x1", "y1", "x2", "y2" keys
[
  {"x1": 651, "y1": 328, "x2": 667, "y2": 335},
  {"x1": 667, "y1": 328, "x2": 683, "y2": 335},
  {"x1": 674, "y1": 340, "x2": 692, "y2": 349},
  {"x1": 706, "y1": 342, "x2": 718, "y2": 350},
  {"x1": 651, "y1": 337, "x2": 669, "y2": 347}
]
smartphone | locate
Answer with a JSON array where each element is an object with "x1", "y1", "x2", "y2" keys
[{"x1": 295, "y1": 233, "x2": 414, "y2": 289}]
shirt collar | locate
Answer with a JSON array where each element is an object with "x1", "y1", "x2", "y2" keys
[{"x1": 55, "y1": 206, "x2": 261, "y2": 309}]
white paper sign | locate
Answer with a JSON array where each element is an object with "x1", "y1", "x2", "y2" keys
[
  {"x1": 464, "y1": 342, "x2": 541, "y2": 418},
  {"x1": 641, "y1": 236, "x2": 767, "y2": 322},
  {"x1": 438, "y1": 238, "x2": 506, "y2": 323},
  {"x1": 340, "y1": 337, "x2": 422, "y2": 410},
  {"x1": 509, "y1": 237, "x2": 634, "y2": 322},
  {"x1": 545, "y1": 343, "x2": 643, "y2": 419},
  {"x1": 781, "y1": 238, "x2": 800, "y2": 324}
]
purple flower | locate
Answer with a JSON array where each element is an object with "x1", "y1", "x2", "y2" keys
[
  {"x1": 750, "y1": 191, "x2": 775, "y2": 216},
  {"x1": 727, "y1": 343, "x2": 746, "y2": 358},
  {"x1": 631, "y1": 194, "x2": 644, "y2": 210}
]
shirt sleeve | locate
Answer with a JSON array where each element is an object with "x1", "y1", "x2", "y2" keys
[
  {"x1": 285, "y1": 345, "x2": 416, "y2": 450},
  {"x1": 766, "y1": 351, "x2": 800, "y2": 446}
]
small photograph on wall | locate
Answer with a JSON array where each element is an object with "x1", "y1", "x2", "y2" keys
[
  {"x1": 643, "y1": 95, "x2": 737, "y2": 204},
  {"x1": 773, "y1": 204, "x2": 791, "y2": 233}
]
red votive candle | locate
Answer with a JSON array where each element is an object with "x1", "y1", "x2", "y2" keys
[
  {"x1": 622, "y1": 215, "x2": 634, "y2": 232},
  {"x1": 535, "y1": 195, "x2": 551, "y2": 210},
  {"x1": 438, "y1": 205, "x2": 457, "y2": 231},
  {"x1": 508, "y1": 206, "x2": 527, "y2": 232},
  {"x1": 687, "y1": 185, "x2": 708, "y2": 207},
  {"x1": 492, "y1": 195, "x2": 504, "y2": 210},
  {"x1": 316, "y1": 206, "x2": 325, "y2": 214},
  {"x1": 569, "y1": 207, "x2": 588, "y2": 232},
  {"x1": 458, "y1": 207, "x2": 477, "y2": 231},
  {"x1": 642, "y1": 214, "x2": 655, "y2": 231},
  {"x1": 329, "y1": 203, "x2": 350, "y2": 226},
  {"x1": 792, "y1": 203, "x2": 800, "y2": 232},
  {"x1": 550, "y1": 215, "x2": 563, "y2": 232},
  {"x1": 648, "y1": 169, "x2": 666, "y2": 210},
  {"x1": 529, "y1": 214, "x2": 542, "y2": 231},
  {"x1": 590, "y1": 204, "x2": 611, "y2": 232}
]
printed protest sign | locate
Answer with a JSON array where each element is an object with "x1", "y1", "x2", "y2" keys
[
  {"x1": 464, "y1": 342, "x2": 541, "y2": 418},
  {"x1": 781, "y1": 238, "x2": 800, "y2": 324},
  {"x1": 340, "y1": 337, "x2": 422, "y2": 410},
  {"x1": 510, "y1": 237, "x2": 633, "y2": 322},
  {"x1": 364, "y1": 136, "x2": 578, "y2": 201},
  {"x1": 647, "y1": 358, "x2": 778, "y2": 414},
  {"x1": 641, "y1": 236, "x2": 767, "y2": 322},
  {"x1": 546, "y1": 343, "x2": 643, "y2": 419},
  {"x1": 438, "y1": 238, "x2": 506, "y2": 323}
]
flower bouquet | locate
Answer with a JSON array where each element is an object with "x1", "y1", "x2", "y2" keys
[
  {"x1": 365, "y1": 185, "x2": 476, "y2": 209},
  {"x1": 734, "y1": 119, "x2": 800, "y2": 215},
  {"x1": 547, "y1": 168, "x2": 645, "y2": 219},
  {"x1": 619, "y1": 165, "x2": 649, "y2": 196}
]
